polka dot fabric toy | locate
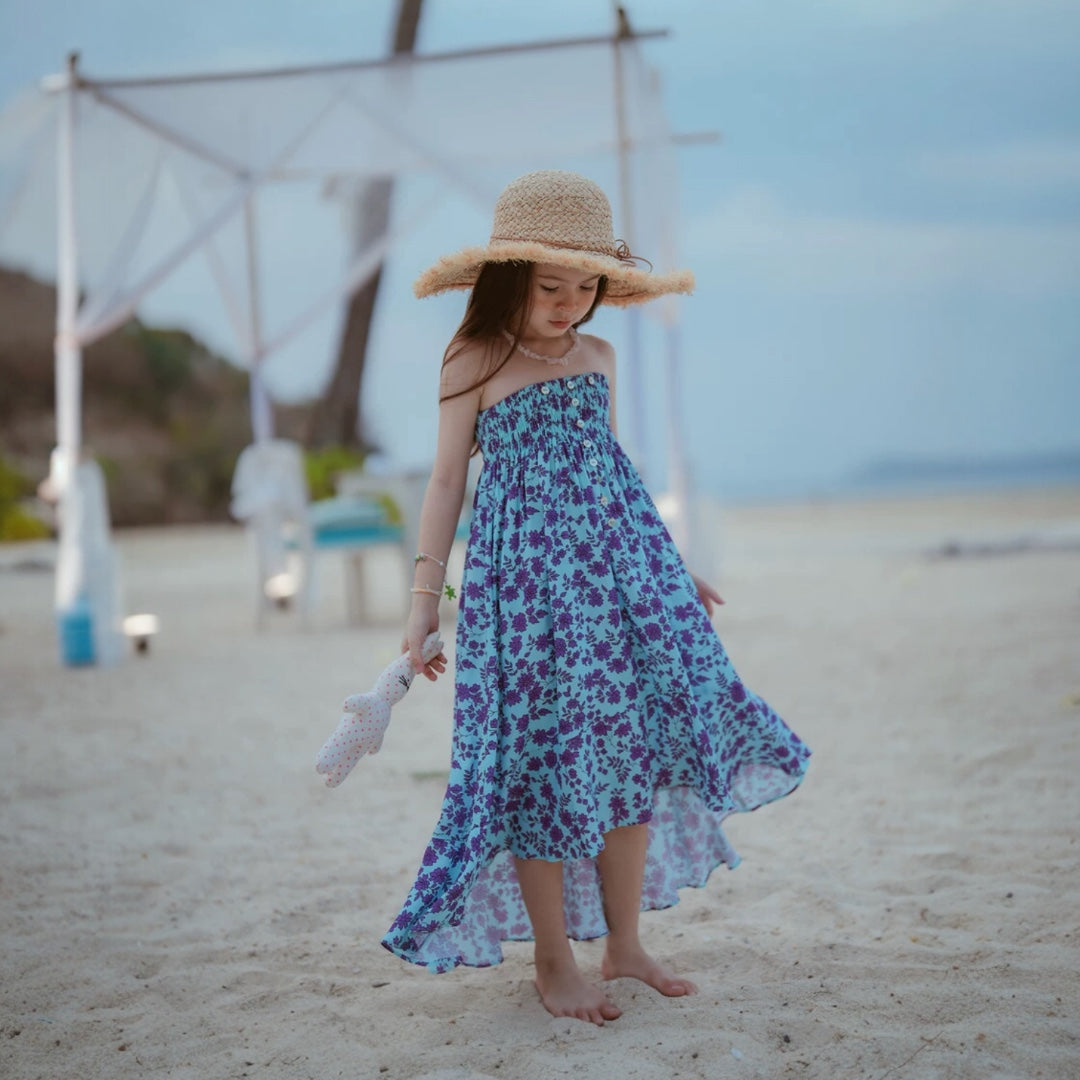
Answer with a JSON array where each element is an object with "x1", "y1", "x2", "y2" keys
[{"x1": 316, "y1": 632, "x2": 445, "y2": 788}]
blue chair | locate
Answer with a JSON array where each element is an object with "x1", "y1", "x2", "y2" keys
[{"x1": 232, "y1": 441, "x2": 473, "y2": 626}]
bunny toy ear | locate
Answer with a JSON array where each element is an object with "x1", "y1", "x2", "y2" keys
[{"x1": 420, "y1": 632, "x2": 445, "y2": 663}]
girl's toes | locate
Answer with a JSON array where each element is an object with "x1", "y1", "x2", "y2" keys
[{"x1": 600, "y1": 1001, "x2": 623, "y2": 1021}]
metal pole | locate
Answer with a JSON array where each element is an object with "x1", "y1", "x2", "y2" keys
[
  {"x1": 612, "y1": 10, "x2": 649, "y2": 480},
  {"x1": 52, "y1": 51, "x2": 99, "y2": 665},
  {"x1": 647, "y1": 60, "x2": 694, "y2": 559},
  {"x1": 85, "y1": 30, "x2": 668, "y2": 90},
  {"x1": 55, "y1": 51, "x2": 81, "y2": 491},
  {"x1": 243, "y1": 192, "x2": 273, "y2": 443},
  {"x1": 663, "y1": 321, "x2": 692, "y2": 557}
]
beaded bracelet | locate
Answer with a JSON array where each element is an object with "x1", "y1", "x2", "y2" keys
[
  {"x1": 411, "y1": 584, "x2": 458, "y2": 601},
  {"x1": 414, "y1": 551, "x2": 446, "y2": 569}
]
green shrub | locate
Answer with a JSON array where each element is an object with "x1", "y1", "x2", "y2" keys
[
  {"x1": 0, "y1": 455, "x2": 23, "y2": 512},
  {"x1": 304, "y1": 446, "x2": 367, "y2": 502},
  {"x1": 0, "y1": 506, "x2": 50, "y2": 541},
  {"x1": 301, "y1": 447, "x2": 403, "y2": 524},
  {"x1": 374, "y1": 491, "x2": 402, "y2": 526},
  {"x1": 0, "y1": 455, "x2": 49, "y2": 541}
]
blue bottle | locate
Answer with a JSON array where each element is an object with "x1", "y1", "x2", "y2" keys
[{"x1": 58, "y1": 595, "x2": 95, "y2": 666}]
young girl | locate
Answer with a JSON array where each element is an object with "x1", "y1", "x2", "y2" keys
[{"x1": 385, "y1": 170, "x2": 810, "y2": 1026}]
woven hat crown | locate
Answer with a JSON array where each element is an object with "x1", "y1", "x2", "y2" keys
[
  {"x1": 412, "y1": 168, "x2": 694, "y2": 305},
  {"x1": 489, "y1": 170, "x2": 617, "y2": 258}
]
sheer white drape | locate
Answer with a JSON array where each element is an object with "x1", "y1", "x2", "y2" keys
[
  {"x1": 2, "y1": 38, "x2": 687, "y2": 381},
  {"x1": 0, "y1": 33, "x2": 696, "y2": 657}
]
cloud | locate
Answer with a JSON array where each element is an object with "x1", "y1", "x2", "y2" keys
[{"x1": 687, "y1": 188, "x2": 1080, "y2": 296}]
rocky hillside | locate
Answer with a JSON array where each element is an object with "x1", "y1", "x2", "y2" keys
[{"x1": 0, "y1": 266, "x2": 302, "y2": 527}]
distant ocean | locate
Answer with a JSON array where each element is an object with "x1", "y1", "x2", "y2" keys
[
  {"x1": 706, "y1": 449, "x2": 1080, "y2": 504},
  {"x1": 845, "y1": 449, "x2": 1080, "y2": 496}
]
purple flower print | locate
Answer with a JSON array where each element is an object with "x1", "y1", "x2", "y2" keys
[{"x1": 382, "y1": 373, "x2": 810, "y2": 974}]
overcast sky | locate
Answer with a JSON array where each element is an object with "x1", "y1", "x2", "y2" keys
[{"x1": 1, "y1": 0, "x2": 1077, "y2": 500}]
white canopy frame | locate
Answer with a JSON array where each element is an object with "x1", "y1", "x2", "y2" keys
[{"x1": 0, "y1": 28, "x2": 705, "y2": 662}]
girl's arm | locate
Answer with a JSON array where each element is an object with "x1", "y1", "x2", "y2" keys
[
  {"x1": 403, "y1": 345, "x2": 484, "y2": 679},
  {"x1": 691, "y1": 574, "x2": 725, "y2": 616}
]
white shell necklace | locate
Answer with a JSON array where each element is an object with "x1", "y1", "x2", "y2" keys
[{"x1": 502, "y1": 327, "x2": 581, "y2": 367}]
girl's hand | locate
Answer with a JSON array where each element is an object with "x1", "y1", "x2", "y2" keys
[
  {"x1": 402, "y1": 602, "x2": 447, "y2": 681},
  {"x1": 690, "y1": 572, "x2": 725, "y2": 617}
]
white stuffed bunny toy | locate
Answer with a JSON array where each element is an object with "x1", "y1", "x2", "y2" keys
[{"x1": 316, "y1": 631, "x2": 444, "y2": 788}]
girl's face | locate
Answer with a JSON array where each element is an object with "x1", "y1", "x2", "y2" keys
[{"x1": 522, "y1": 263, "x2": 601, "y2": 341}]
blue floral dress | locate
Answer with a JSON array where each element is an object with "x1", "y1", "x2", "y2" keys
[{"x1": 382, "y1": 371, "x2": 810, "y2": 971}]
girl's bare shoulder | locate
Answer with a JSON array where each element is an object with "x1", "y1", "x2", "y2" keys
[
  {"x1": 440, "y1": 336, "x2": 499, "y2": 400},
  {"x1": 579, "y1": 332, "x2": 616, "y2": 378}
]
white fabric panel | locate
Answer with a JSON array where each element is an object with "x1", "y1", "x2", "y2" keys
[
  {"x1": 0, "y1": 34, "x2": 698, "y2": 667},
  {"x1": 0, "y1": 90, "x2": 56, "y2": 247},
  {"x1": 95, "y1": 42, "x2": 630, "y2": 177},
  {"x1": 0, "y1": 36, "x2": 675, "y2": 366},
  {"x1": 54, "y1": 459, "x2": 126, "y2": 664},
  {"x1": 0, "y1": 34, "x2": 687, "y2": 470}
]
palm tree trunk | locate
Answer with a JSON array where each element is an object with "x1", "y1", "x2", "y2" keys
[{"x1": 305, "y1": 0, "x2": 424, "y2": 450}]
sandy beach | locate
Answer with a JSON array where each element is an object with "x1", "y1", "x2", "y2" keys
[{"x1": 2, "y1": 488, "x2": 1078, "y2": 1080}]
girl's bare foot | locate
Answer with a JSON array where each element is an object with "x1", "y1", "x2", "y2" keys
[
  {"x1": 601, "y1": 941, "x2": 699, "y2": 997},
  {"x1": 535, "y1": 954, "x2": 623, "y2": 1026}
]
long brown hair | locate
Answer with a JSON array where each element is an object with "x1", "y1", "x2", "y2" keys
[{"x1": 439, "y1": 261, "x2": 608, "y2": 405}]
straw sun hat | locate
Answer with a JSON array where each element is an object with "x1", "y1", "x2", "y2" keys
[{"x1": 413, "y1": 170, "x2": 694, "y2": 306}]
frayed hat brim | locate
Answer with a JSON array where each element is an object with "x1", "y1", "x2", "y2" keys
[{"x1": 413, "y1": 240, "x2": 694, "y2": 307}]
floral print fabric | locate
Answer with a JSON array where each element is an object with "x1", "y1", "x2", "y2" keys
[{"x1": 382, "y1": 372, "x2": 810, "y2": 971}]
